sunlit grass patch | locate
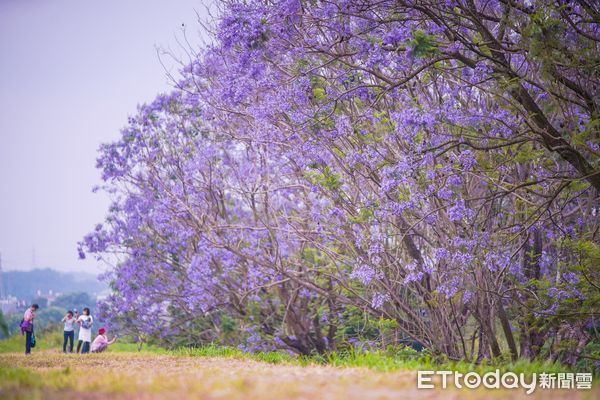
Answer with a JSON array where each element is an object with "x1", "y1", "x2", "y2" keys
[
  {"x1": 0, "y1": 330, "x2": 63, "y2": 353},
  {"x1": 172, "y1": 344, "x2": 296, "y2": 365},
  {"x1": 1, "y1": 333, "x2": 587, "y2": 377},
  {"x1": 0, "y1": 350, "x2": 598, "y2": 400},
  {"x1": 110, "y1": 341, "x2": 168, "y2": 354}
]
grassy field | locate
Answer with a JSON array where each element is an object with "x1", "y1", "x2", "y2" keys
[{"x1": 1, "y1": 331, "x2": 598, "y2": 399}]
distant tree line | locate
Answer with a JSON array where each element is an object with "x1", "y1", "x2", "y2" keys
[{"x1": 1, "y1": 268, "x2": 107, "y2": 301}]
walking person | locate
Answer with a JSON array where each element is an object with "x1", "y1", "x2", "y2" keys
[
  {"x1": 91, "y1": 327, "x2": 117, "y2": 353},
  {"x1": 20, "y1": 303, "x2": 39, "y2": 355},
  {"x1": 75, "y1": 307, "x2": 93, "y2": 354},
  {"x1": 62, "y1": 311, "x2": 76, "y2": 353}
]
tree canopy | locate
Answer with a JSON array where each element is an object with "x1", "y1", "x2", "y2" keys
[{"x1": 80, "y1": 0, "x2": 599, "y2": 365}]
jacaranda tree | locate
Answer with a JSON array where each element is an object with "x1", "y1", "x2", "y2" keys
[{"x1": 81, "y1": 0, "x2": 599, "y2": 365}]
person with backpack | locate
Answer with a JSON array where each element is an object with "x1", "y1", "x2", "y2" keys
[
  {"x1": 21, "y1": 303, "x2": 39, "y2": 355},
  {"x1": 75, "y1": 307, "x2": 93, "y2": 354}
]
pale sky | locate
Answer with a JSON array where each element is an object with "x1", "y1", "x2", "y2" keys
[{"x1": 0, "y1": 0, "x2": 211, "y2": 272}]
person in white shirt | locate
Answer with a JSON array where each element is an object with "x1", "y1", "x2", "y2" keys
[
  {"x1": 76, "y1": 307, "x2": 94, "y2": 354},
  {"x1": 61, "y1": 310, "x2": 76, "y2": 353}
]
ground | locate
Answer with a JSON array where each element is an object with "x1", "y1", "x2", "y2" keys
[{"x1": 0, "y1": 351, "x2": 597, "y2": 400}]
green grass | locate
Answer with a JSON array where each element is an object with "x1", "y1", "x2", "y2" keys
[
  {"x1": 0, "y1": 331, "x2": 166, "y2": 354},
  {"x1": 110, "y1": 340, "x2": 168, "y2": 354},
  {"x1": 122, "y1": 343, "x2": 586, "y2": 376},
  {"x1": 169, "y1": 344, "x2": 295, "y2": 363},
  {"x1": 2, "y1": 330, "x2": 598, "y2": 400},
  {"x1": 0, "y1": 330, "x2": 62, "y2": 353},
  {"x1": 312, "y1": 347, "x2": 573, "y2": 376},
  {"x1": 154, "y1": 343, "x2": 583, "y2": 376},
  {"x1": 0, "y1": 330, "x2": 595, "y2": 378}
]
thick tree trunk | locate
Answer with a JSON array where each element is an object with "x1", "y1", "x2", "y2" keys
[
  {"x1": 519, "y1": 229, "x2": 546, "y2": 359},
  {"x1": 473, "y1": 301, "x2": 502, "y2": 359},
  {"x1": 476, "y1": 328, "x2": 490, "y2": 362},
  {"x1": 497, "y1": 300, "x2": 518, "y2": 361}
]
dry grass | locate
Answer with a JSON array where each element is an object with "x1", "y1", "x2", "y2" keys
[{"x1": 0, "y1": 351, "x2": 597, "y2": 400}]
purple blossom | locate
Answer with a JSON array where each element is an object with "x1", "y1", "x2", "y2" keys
[
  {"x1": 371, "y1": 293, "x2": 390, "y2": 309},
  {"x1": 350, "y1": 264, "x2": 380, "y2": 285},
  {"x1": 447, "y1": 200, "x2": 474, "y2": 222}
]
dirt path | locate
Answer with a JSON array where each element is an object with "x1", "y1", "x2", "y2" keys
[{"x1": 0, "y1": 351, "x2": 596, "y2": 399}]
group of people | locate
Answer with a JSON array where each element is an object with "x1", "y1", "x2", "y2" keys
[
  {"x1": 21, "y1": 303, "x2": 117, "y2": 355},
  {"x1": 60, "y1": 307, "x2": 116, "y2": 353}
]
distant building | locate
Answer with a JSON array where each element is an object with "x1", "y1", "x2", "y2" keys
[
  {"x1": 34, "y1": 289, "x2": 63, "y2": 307},
  {"x1": 0, "y1": 295, "x2": 18, "y2": 314}
]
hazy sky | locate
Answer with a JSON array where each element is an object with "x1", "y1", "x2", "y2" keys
[{"x1": 0, "y1": 0, "x2": 211, "y2": 273}]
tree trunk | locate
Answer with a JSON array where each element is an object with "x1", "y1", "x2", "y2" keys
[
  {"x1": 519, "y1": 229, "x2": 546, "y2": 359},
  {"x1": 497, "y1": 300, "x2": 518, "y2": 361},
  {"x1": 476, "y1": 328, "x2": 489, "y2": 362}
]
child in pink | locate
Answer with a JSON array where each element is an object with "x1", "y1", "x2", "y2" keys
[{"x1": 91, "y1": 327, "x2": 117, "y2": 353}]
